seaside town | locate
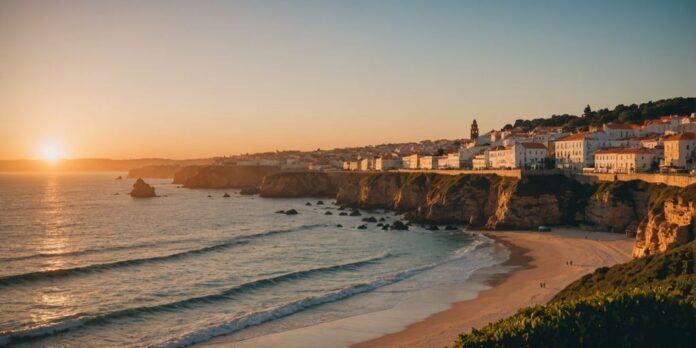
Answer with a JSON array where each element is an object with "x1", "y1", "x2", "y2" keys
[{"x1": 215, "y1": 113, "x2": 696, "y2": 175}]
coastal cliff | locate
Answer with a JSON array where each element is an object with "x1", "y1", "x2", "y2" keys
[
  {"x1": 174, "y1": 165, "x2": 281, "y2": 189},
  {"x1": 260, "y1": 172, "x2": 695, "y2": 257},
  {"x1": 127, "y1": 165, "x2": 182, "y2": 179}
]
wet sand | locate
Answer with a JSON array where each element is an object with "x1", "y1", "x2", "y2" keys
[
  {"x1": 199, "y1": 229, "x2": 633, "y2": 348},
  {"x1": 353, "y1": 229, "x2": 633, "y2": 348}
]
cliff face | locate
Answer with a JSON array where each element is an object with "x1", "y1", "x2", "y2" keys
[
  {"x1": 176, "y1": 165, "x2": 281, "y2": 189},
  {"x1": 127, "y1": 165, "x2": 182, "y2": 179},
  {"x1": 259, "y1": 171, "x2": 696, "y2": 257}
]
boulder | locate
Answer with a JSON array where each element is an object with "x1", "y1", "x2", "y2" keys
[
  {"x1": 391, "y1": 221, "x2": 408, "y2": 230},
  {"x1": 129, "y1": 178, "x2": 156, "y2": 198},
  {"x1": 285, "y1": 209, "x2": 299, "y2": 215},
  {"x1": 349, "y1": 209, "x2": 361, "y2": 216},
  {"x1": 223, "y1": 192, "x2": 231, "y2": 198},
  {"x1": 426, "y1": 225, "x2": 439, "y2": 231},
  {"x1": 357, "y1": 224, "x2": 368, "y2": 230},
  {"x1": 362, "y1": 216, "x2": 378, "y2": 223},
  {"x1": 379, "y1": 217, "x2": 386, "y2": 222},
  {"x1": 316, "y1": 200, "x2": 324, "y2": 205},
  {"x1": 381, "y1": 224, "x2": 390, "y2": 230},
  {"x1": 339, "y1": 212, "x2": 348, "y2": 216},
  {"x1": 306, "y1": 202, "x2": 312, "y2": 206},
  {"x1": 115, "y1": 176, "x2": 123, "y2": 180},
  {"x1": 336, "y1": 224, "x2": 343, "y2": 228},
  {"x1": 325, "y1": 211, "x2": 333, "y2": 215},
  {"x1": 445, "y1": 225, "x2": 458, "y2": 230},
  {"x1": 239, "y1": 187, "x2": 260, "y2": 195}
]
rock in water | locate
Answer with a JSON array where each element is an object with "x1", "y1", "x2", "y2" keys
[
  {"x1": 391, "y1": 221, "x2": 408, "y2": 230},
  {"x1": 115, "y1": 176, "x2": 123, "y2": 180},
  {"x1": 357, "y1": 224, "x2": 368, "y2": 230},
  {"x1": 427, "y1": 225, "x2": 439, "y2": 231},
  {"x1": 339, "y1": 212, "x2": 348, "y2": 216},
  {"x1": 305, "y1": 202, "x2": 312, "y2": 206},
  {"x1": 349, "y1": 209, "x2": 361, "y2": 216},
  {"x1": 285, "y1": 209, "x2": 299, "y2": 215},
  {"x1": 239, "y1": 187, "x2": 260, "y2": 195},
  {"x1": 325, "y1": 211, "x2": 333, "y2": 215},
  {"x1": 445, "y1": 225, "x2": 458, "y2": 230},
  {"x1": 361, "y1": 216, "x2": 378, "y2": 223},
  {"x1": 129, "y1": 178, "x2": 156, "y2": 198},
  {"x1": 223, "y1": 192, "x2": 231, "y2": 198}
]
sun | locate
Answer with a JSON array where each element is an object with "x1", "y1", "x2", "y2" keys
[{"x1": 39, "y1": 142, "x2": 64, "y2": 163}]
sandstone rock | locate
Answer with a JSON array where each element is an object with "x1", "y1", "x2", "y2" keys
[
  {"x1": 129, "y1": 178, "x2": 156, "y2": 198},
  {"x1": 240, "y1": 187, "x2": 260, "y2": 195}
]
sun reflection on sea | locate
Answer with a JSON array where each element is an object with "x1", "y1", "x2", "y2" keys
[{"x1": 39, "y1": 174, "x2": 70, "y2": 270}]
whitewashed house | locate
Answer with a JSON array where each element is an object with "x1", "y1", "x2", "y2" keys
[
  {"x1": 663, "y1": 132, "x2": 696, "y2": 168},
  {"x1": 594, "y1": 148, "x2": 656, "y2": 173},
  {"x1": 401, "y1": 154, "x2": 419, "y2": 169},
  {"x1": 472, "y1": 153, "x2": 489, "y2": 170},
  {"x1": 375, "y1": 157, "x2": 402, "y2": 171}
]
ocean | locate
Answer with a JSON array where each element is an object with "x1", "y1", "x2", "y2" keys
[{"x1": 0, "y1": 172, "x2": 506, "y2": 347}]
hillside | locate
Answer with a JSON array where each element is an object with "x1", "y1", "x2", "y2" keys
[
  {"x1": 454, "y1": 242, "x2": 695, "y2": 348},
  {"x1": 507, "y1": 97, "x2": 696, "y2": 132}
]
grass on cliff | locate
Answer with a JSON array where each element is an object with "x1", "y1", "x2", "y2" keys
[{"x1": 454, "y1": 242, "x2": 695, "y2": 348}]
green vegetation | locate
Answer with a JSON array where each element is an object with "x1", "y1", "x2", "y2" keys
[
  {"x1": 454, "y1": 242, "x2": 695, "y2": 348},
  {"x1": 507, "y1": 97, "x2": 695, "y2": 132}
]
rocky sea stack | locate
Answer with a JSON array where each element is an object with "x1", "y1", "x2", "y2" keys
[{"x1": 130, "y1": 178, "x2": 157, "y2": 198}]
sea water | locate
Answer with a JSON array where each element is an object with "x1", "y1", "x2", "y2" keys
[{"x1": 0, "y1": 172, "x2": 506, "y2": 347}]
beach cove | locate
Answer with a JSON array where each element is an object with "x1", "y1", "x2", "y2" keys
[{"x1": 200, "y1": 229, "x2": 633, "y2": 348}]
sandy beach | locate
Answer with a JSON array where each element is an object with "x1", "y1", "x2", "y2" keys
[
  {"x1": 354, "y1": 229, "x2": 634, "y2": 348},
  {"x1": 200, "y1": 229, "x2": 633, "y2": 348}
]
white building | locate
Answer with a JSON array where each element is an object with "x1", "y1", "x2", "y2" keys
[
  {"x1": 401, "y1": 154, "x2": 419, "y2": 169},
  {"x1": 594, "y1": 148, "x2": 656, "y2": 173},
  {"x1": 488, "y1": 146, "x2": 512, "y2": 169},
  {"x1": 662, "y1": 132, "x2": 696, "y2": 168},
  {"x1": 514, "y1": 142, "x2": 548, "y2": 169},
  {"x1": 359, "y1": 158, "x2": 375, "y2": 171},
  {"x1": 375, "y1": 157, "x2": 402, "y2": 171},
  {"x1": 472, "y1": 153, "x2": 489, "y2": 170},
  {"x1": 554, "y1": 133, "x2": 596, "y2": 170},
  {"x1": 419, "y1": 156, "x2": 444, "y2": 170}
]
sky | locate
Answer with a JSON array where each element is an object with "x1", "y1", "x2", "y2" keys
[{"x1": 1, "y1": 0, "x2": 695, "y2": 160}]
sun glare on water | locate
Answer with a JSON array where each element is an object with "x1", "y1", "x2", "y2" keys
[{"x1": 39, "y1": 142, "x2": 64, "y2": 163}]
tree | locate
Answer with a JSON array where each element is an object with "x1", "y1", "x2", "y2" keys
[{"x1": 583, "y1": 104, "x2": 592, "y2": 118}]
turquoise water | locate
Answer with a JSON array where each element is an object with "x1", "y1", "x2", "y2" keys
[{"x1": 0, "y1": 172, "x2": 503, "y2": 347}]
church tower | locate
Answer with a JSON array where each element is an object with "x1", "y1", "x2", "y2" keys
[{"x1": 471, "y1": 119, "x2": 479, "y2": 141}]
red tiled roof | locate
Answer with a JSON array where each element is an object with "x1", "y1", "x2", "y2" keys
[
  {"x1": 664, "y1": 132, "x2": 696, "y2": 142},
  {"x1": 605, "y1": 123, "x2": 633, "y2": 130},
  {"x1": 595, "y1": 147, "x2": 656, "y2": 155},
  {"x1": 557, "y1": 132, "x2": 591, "y2": 141},
  {"x1": 519, "y1": 142, "x2": 547, "y2": 149}
]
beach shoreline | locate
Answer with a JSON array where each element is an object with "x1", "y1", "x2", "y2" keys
[
  {"x1": 353, "y1": 229, "x2": 633, "y2": 348},
  {"x1": 198, "y1": 229, "x2": 633, "y2": 348}
]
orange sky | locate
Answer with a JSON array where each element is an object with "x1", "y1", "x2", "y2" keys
[{"x1": 1, "y1": 1, "x2": 695, "y2": 160}]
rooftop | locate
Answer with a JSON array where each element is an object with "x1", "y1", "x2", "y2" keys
[{"x1": 664, "y1": 132, "x2": 696, "y2": 142}]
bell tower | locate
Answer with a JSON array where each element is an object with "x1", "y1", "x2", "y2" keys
[{"x1": 471, "y1": 119, "x2": 479, "y2": 141}]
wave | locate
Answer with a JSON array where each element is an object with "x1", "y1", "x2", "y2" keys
[
  {"x1": 0, "y1": 224, "x2": 326, "y2": 287},
  {"x1": 0, "y1": 252, "x2": 390, "y2": 345},
  {"x1": 156, "y1": 240, "x2": 495, "y2": 348},
  {"x1": 0, "y1": 238, "x2": 201, "y2": 263}
]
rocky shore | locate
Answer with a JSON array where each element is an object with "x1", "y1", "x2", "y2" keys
[{"x1": 259, "y1": 172, "x2": 695, "y2": 258}]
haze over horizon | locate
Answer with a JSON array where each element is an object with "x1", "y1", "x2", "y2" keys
[{"x1": 1, "y1": 0, "x2": 695, "y2": 160}]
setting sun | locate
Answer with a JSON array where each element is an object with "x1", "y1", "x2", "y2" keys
[{"x1": 39, "y1": 142, "x2": 64, "y2": 163}]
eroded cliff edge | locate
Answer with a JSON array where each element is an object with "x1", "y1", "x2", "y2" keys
[{"x1": 260, "y1": 172, "x2": 695, "y2": 258}]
